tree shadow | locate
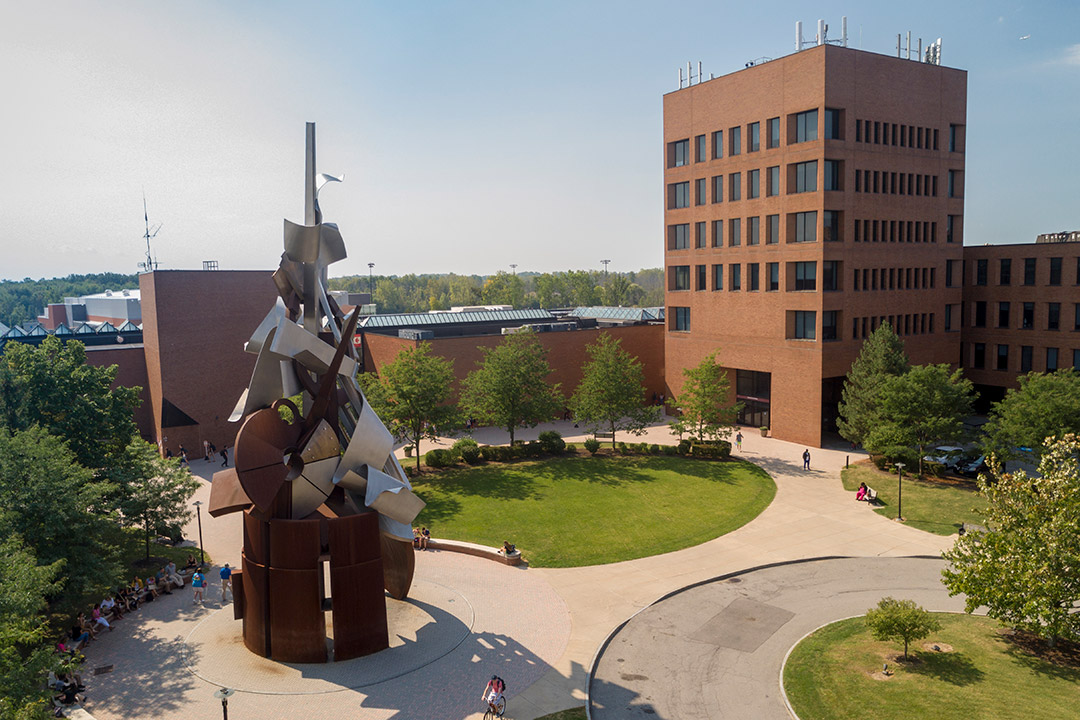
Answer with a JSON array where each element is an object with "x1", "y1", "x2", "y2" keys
[
  {"x1": 1000, "y1": 631, "x2": 1080, "y2": 682},
  {"x1": 904, "y1": 650, "x2": 985, "y2": 686}
]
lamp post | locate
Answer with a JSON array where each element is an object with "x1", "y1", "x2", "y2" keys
[
  {"x1": 193, "y1": 500, "x2": 205, "y2": 566},
  {"x1": 213, "y1": 688, "x2": 234, "y2": 720},
  {"x1": 894, "y1": 462, "x2": 905, "y2": 521},
  {"x1": 601, "y1": 259, "x2": 611, "y2": 277},
  {"x1": 367, "y1": 262, "x2": 375, "y2": 295},
  {"x1": 510, "y1": 263, "x2": 517, "y2": 275}
]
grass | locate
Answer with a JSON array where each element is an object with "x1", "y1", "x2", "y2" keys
[
  {"x1": 411, "y1": 454, "x2": 775, "y2": 567},
  {"x1": 841, "y1": 462, "x2": 988, "y2": 535},
  {"x1": 535, "y1": 708, "x2": 586, "y2": 720},
  {"x1": 784, "y1": 613, "x2": 1080, "y2": 720},
  {"x1": 117, "y1": 526, "x2": 210, "y2": 577}
]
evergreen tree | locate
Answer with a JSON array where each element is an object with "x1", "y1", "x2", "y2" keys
[{"x1": 837, "y1": 322, "x2": 909, "y2": 446}]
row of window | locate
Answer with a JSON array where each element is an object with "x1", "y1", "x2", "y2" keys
[
  {"x1": 669, "y1": 261, "x2": 840, "y2": 292},
  {"x1": 667, "y1": 211, "x2": 836, "y2": 249},
  {"x1": 669, "y1": 307, "x2": 838, "y2": 341},
  {"x1": 668, "y1": 109, "x2": 839, "y2": 168},
  {"x1": 852, "y1": 266, "x2": 936, "y2": 292},
  {"x1": 854, "y1": 119, "x2": 963, "y2": 152},
  {"x1": 966, "y1": 256, "x2": 1079, "y2": 287},
  {"x1": 967, "y1": 301, "x2": 1080, "y2": 331},
  {"x1": 852, "y1": 313, "x2": 936, "y2": 340},
  {"x1": 968, "y1": 344, "x2": 1079, "y2": 373},
  {"x1": 854, "y1": 169, "x2": 961, "y2": 198},
  {"x1": 669, "y1": 161, "x2": 845, "y2": 208},
  {"x1": 853, "y1": 218, "x2": 944, "y2": 244}
]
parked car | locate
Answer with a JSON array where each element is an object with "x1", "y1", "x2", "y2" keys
[
  {"x1": 922, "y1": 446, "x2": 965, "y2": 466},
  {"x1": 954, "y1": 454, "x2": 988, "y2": 477}
]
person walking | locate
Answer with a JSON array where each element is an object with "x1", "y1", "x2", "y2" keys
[
  {"x1": 735, "y1": 431, "x2": 743, "y2": 451},
  {"x1": 191, "y1": 568, "x2": 205, "y2": 605},
  {"x1": 802, "y1": 449, "x2": 811, "y2": 470},
  {"x1": 220, "y1": 445, "x2": 229, "y2": 467},
  {"x1": 203, "y1": 439, "x2": 211, "y2": 461},
  {"x1": 220, "y1": 563, "x2": 233, "y2": 602}
]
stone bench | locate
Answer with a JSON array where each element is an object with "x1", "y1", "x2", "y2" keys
[{"x1": 425, "y1": 538, "x2": 522, "y2": 566}]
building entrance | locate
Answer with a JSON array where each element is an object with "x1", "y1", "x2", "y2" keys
[{"x1": 736, "y1": 369, "x2": 772, "y2": 428}]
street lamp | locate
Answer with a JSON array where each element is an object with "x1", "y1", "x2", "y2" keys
[
  {"x1": 367, "y1": 262, "x2": 375, "y2": 295},
  {"x1": 601, "y1": 259, "x2": 611, "y2": 277},
  {"x1": 193, "y1": 500, "x2": 205, "y2": 566},
  {"x1": 213, "y1": 688, "x2": 234, "y2": 720},
  {"x1": 894, "y1": 463, "x2": 905, "y2": 521},
  {"x1": 509, "y1": 263, "x2": 517, "y2": 275}
]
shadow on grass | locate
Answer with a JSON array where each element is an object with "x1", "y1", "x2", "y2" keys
[
  {"x1": 1000, "y1": 631, "x2": 1080, "y2": 682},
  {"x1": 905, "y1": 650, "x2": 985, "y2": 686}
]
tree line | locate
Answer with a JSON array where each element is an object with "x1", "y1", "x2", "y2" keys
[
  {"x1": 0, "y1": 273, "x2": 138, "y2": 329},
  {"x1": 329, "y1": 268, "x2": 665, "y2": 313}
]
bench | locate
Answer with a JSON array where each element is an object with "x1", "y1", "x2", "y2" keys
[
  {"x1": 959, "y1": 522, "x2": 988, "y2": 536},
  {"x1": 865, "y1": 487, "x2": 878, "y2": 503},
  {"x1": 425, "y1": 538, "x2": 523, "y2": 566},
  {"x1": 594, "y1": 431, "x2": 615, "y2": 441}
]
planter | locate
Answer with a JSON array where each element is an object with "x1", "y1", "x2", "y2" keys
[
  {"x1": 759, "y1": 427, "x2": 769, "y2": 437},
  {"x1": 404, "y1": 446, "x2": 414, "y2": 457}
]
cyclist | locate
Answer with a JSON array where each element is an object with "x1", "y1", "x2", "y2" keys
[{"x1": 482, "y1": 674, "x2": 506, "y2": 715}]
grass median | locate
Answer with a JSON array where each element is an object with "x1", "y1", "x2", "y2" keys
[
  {"x1": 841, "y1": 462, "x2": 988, "y2": 535},
  {"x1": 411, "y1": 454, "x2": 775, "y2": 567}
]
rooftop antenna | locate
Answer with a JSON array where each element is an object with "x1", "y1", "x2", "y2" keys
[
  {"x1": 796, "y1": 17, "x2": 846, "y2": 51},
  {"x1": 139, "y1": 194, "x2": 162, "y2": 272}
]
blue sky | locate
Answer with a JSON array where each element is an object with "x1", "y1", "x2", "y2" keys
[{"x1": 2, "y1": 1, "x2": 1077, "y2": 281}]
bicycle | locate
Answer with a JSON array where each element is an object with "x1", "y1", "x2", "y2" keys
[{"x1": 483, "y1": 695, "x2": 506, "y2": 719}]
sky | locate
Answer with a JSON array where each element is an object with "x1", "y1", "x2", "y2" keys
[{"x1": 1, "y1": 1, "x2": 1078, "y2": 282}]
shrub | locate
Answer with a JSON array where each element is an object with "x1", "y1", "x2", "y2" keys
[
  {"x1": 637, "y1": 442, "x2": 650, "y2": 454},
  {"x1": 424, "y1": 448, "x2": 453, "y2": 468},
  {"x1": 524, "y1": 441, "x2": 543, "y2": 458},
  {"x1": 617, "y1": 442, "x2": 629, "y2": 455},
  {"x1": 538, "y1": 430, "x2": 566, "y2": 455},
  {"x1": 460, "y1": 446, "x2": 482, "y2": 464},
  {"x1": 450, "y1": 437, "x2": 479, "y2": 460},
  {"x1": 479, "y1": 445, "x2": 496, "y2": 462},
  {"x1": 649, "y1": 443, "x2": 661, "y2": 455},
  {"x1": 677, "y1": 439, "x2": 691, "y2": 455},
  {"x1": 584, "y1": 438, "x2": 601, "y2": 455},
  {"x1": 662, "y1": 444, "x2": 678, "y2": 456},
  {"x1": 495, "y1": 445, "x2": 515, "y2": 462}
]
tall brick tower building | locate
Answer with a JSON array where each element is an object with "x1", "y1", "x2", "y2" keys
[{"x1": 663, "y1": 42, "x2": 968, "y2": 446}]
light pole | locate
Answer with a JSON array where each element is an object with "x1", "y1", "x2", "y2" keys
[
  {"x1": 213, "y1": 688, "x2": 234, "y2": 720},
  {"x1": 509, "y1": 263, "x2": 517, "y2": 275},
  {"x1": 601, "y1": 259, "x2": 611, "y2": 277},
  {"x1": 193, "y1": 500, "x2": 205, "y2": 567},
  {"x1": 367, "y1": 262, "x2": 375, "y2": 296},
  {"x1": 894, "y1": 463, "x2": 905, "y2": 521}
]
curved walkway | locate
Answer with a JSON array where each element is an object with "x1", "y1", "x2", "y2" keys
[{"x1": 589, "y1": 556, "x2": 963, "y2": 719}]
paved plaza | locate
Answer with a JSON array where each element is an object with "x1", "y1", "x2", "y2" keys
[{"x1": 75, "y1": 420, "x2": 955, "y2": 719}]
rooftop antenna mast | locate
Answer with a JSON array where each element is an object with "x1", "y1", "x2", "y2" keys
[{"x1": 139, "y1": 194, "x2": 162, "y2": 272}]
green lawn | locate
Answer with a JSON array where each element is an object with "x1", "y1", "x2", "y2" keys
[
  {"x1": 842, "y1": 463, "x2": 988, "y2": 535},
  {"x1": 411, "y1": 455, "x2": 775, "y2": 567},
  {"x1": 117, "y1": 526, "x2": 210, "y2": 576},
  {"x1": 784, "y1": 613, "x2": 1080, "y2": 720}
]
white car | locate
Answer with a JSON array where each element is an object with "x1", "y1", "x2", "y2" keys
[{"x1": 922, "y1": 446, "x2": 965, "y2": 466}]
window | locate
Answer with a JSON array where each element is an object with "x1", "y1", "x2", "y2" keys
[
  {"x1": 767, "y1": 117, "x2": 780, "y2": 148},
  {"x1": 730, "y1": 264, "x2": 741, "y2": 291},
  {"x1": 1048, "y1": 302, "x2": 1060, "y2": 330},
  {"x1": 999, "y1": 258, "x2": 1011, "y2": 285},
  {"x1": 1047, "y1": 348, "x2": 1059, "y2": 372},
  {"x1": 945, "y1": 304, "x2": 954, "y2": 332},
  {"x1": 767, "y1": 165, "x2": 780, "y2": 196},
  {"x1": 668, "y1": 223, "x2": 689, "y2": 250},
  {"x1": 712, "y1": 220, "x2": 723, "y2": 247},
  {"x1": 947, "y1": 215, "x2": 961, "y2": 244},
  {"x1": 793, "y1": 211, "x2": 817, "y2": 243},
  {"x1": 945, "y1": 259, "x2": 956, "y2": 287},
  {"x1": 712, "y1": 130, "x2": 723, "y2": 159},
  {"x1": 748, "y1": 263, "x2": 760, "y2": 291},
  {"x1": 998, "y1": 302, "x2": 1010, "y2": 328},
  {"x1": 975, "y1": 259, "x2": 987, "y2": 286},
  {"x1": 997, "y1": 344, "x2": 1009, "y2": 371},
  {"x1": 672, "y1": 307, "x2": 690, "y2": 331},
  {"x1": 822, "y1": 310, "x2": 838, "y2": 340},
  {"x1": 1024, "y1": 258, "x2": 1036, "y2": 285},
  {"x1": 1075, "y1": 350, "x2": 1080, "y2": 372},
  {"x1": 729, "y1": 218, "x2": 741, "y2": 246},
  {"x1": 695, "y1": 134, "x2": 707, "y2": 162},
  {"x1": 823, "y1": 108, "x2": 842, "y2": 140},
  {"x1": 1021, "y1": 346, "x2": 1033, "y2": 373},
  {"x1": 748, "y1": 216, "x2": 760, "y2": 245},
  {"x1": 748, "y1": 169, "x2": 760, "y2": 198},
  {"x1": 748, "y1": 122, "x2": 760, "y2": 152},
  {"x1": 1050, "y1": 257, "x2": 1063, "y2": 285},
  {"x1": 823, "y1": 160, "x2": 841, "y2": 191},
  {"x1": 793, "y1": 311, "x2": 816, "y2": 339},
  {"x1": 1076, "y1": 303, "x2": 1080, "y2": 330},
  {"x1": 766, "y1": 214, "x2": 780, "y2": 244},
  {"x1": 712, "y1": 175, "x2": 723, "y2": 203},
  {"x1": 794, "y1": 261, "x2": 817, "y2": 291},
  {"x1": 670, "y1": 265, "x2": 690, "y2": 290},
  {"x1": 696, "y1": 264, "x2": 707, "y2": 291},
  {"x1": 823, "y1": 211, "x2": 841, "y2": 242},
  {"x1": 973, "y1": 342, "x2": 986, "y2": 369},
  {"x1": 767, "y1": 262, "x2": 779, "y2": 291},
  {"x1": 695, "y1": 221, "x2": 707, "y2": 249},
  {"x1": 794, "y1": 109, "x2": 818, "y2": 143},
  {"x1": 974, "y1": 301, "x2": 986, "y2": 328},
  {"x1": 730, "y1": 126, "x2": 741, "y2": 156},
  {"x1": 669, "y1": 182, "x2": 689, "y2": 209},
  {"x1": 793, "y1": 161, "x2": 817, "y2": 193},
  {"x1": 695, "y1": 178, "x2": 707, "y2": 206},
  {"x1": 948, "y1": 169, "x2": 962, "y2": 197},
  {"x1": 730, "y1": 172, "x2": 741, "y2": 201},
  {"x1": 823, "y1": 261, "x2": 839, "y2": 291},
  {"x1": 712, "y1": 264, "x2": 723, "y2": 290},
  {"x1": 669, "y1": 139, "x2": 689, "y2": 168},
  {"x1": 949, "y1": 124, "x2": 963, "y2": 152},
  {"x1": 1022, "y1": 302, "x2": 1034, "y2": 329}
]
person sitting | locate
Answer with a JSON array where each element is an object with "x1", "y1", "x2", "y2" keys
[
  {"x1": 101, "y1": 594, "x2": 122, "y2": 620},
  {"x1": 856, "y1": 482, "x2": 868, "y2": 502},
  {"x1": 165, "y1": 560, "x2": 184, "y2": 588},
  {"x1": 501, "y1": 541, "x2": 516, "y2": 555},
  {"x1": 52, "y1": 672, "x2": 85, "y2": 706},
  {"x1": 144, "y1": 576, "x2": 159, "y2": 600},
  {"x1": 154, "y1": 568, "x2": 174, "y2": 595},
  {"x1": 482, "y1": 675, "x2": 506, "y2": 713},
  {"x1": 413, "y1": 528, "x2": 421, "y2": 549},
  {"x1": 118, "y1": 585, "x2": 137, "y2": 611},
  {"x1": 184, "y1": 554, "x2": 198, "y2": 570},
  {"x1": 420, "y1": 527, "x2": 430, "y2": 550},
  {"x1": 77, "y1": 612, "x2": 97, "y2": 641},
  {"x1": 91, "y1": 603, "x2": 112, "y2": 632}
]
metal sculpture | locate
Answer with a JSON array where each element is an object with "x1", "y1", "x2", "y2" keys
[{"x1": 208, "y1": 123, "x2": 424, "y2": 662}]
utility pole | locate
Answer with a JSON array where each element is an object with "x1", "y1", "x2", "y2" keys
[{"x1": 368, "y1": 262, "x2": 375, "y2": 296}]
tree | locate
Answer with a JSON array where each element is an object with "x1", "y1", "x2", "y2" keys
[
  {"x1": 981, "y1": 369, "x2": 1080, "y2": 461},
  {"x1": 0, "y1": 536, "x2": 66, "y2": 720},
  {"x1": 668, "y1": 352, "x2": 739, "y2": 443},
  {"x1": 113, "y1": 438, "x2": 200, "y2": 560},
  {"x1": 864, "y1": 597, "x2": 940, "y2": 660},
  {"x1": 570, "y1": 333, "x2": 660, "y2": 447},
  {"x1": 865, "y1": 364, "x2": 976, "y2": 477},
  {"x1": 480, "y1": 272, "x2": 525, "y2": 308},
  {"x1": 0, "y1": 336, "x2": 141, "y2": 473},
  {"x1": 837, "y1": 322, "x2": 909, "y2": 446},
  {"x1": 358, "y1": 342, "x2": 457, "y2": 470},
  {"x1": 942, "y1": 434, "x2": 1080, "y2": 645},
  {"x1": 460, "y1": 331, "x2": 563, "y2": 445}
]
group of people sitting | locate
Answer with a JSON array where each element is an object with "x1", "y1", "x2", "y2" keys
[{"x1": 413, "y1": 527, "x2": 431, "y2": 550}]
